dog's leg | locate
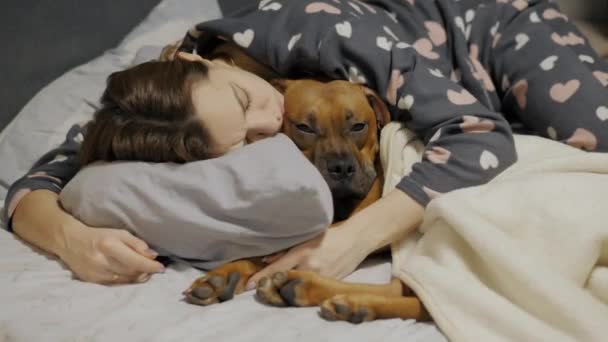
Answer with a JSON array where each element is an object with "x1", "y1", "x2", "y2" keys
[
  {"x1": 256, "y1": 270, "x2": 403, "y2": 307},
  {"x1": 320, "y1": 293, "x2": 431, "y2": 323},
  {"x1": 183, "y1": 259, "x2": 265, "y2": 305}
]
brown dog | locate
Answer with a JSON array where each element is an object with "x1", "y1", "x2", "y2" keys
[
  {"x1": 181, "y1": 76, "x2": 430, "y2": 323},
  {"x1": 274, "y1": 78, "x2": 388, "y2": 222},
  {"x1": 163, "y1": 34, "x2": 429, "y2": 322}
]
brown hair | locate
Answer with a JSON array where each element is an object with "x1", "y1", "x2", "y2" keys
[{"x1": 79, "y1": 59, "x2": 212, "y2": 166}]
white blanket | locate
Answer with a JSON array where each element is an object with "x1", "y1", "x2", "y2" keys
[{"x1": 380, "y1": 123, "x2": 608, "y2": 342}]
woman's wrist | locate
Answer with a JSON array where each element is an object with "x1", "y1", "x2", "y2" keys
[
  {"x1": 349, "y1": 189, "x2": 424, "y2": 255},
  {"x1": 53, "y1": 214, "x2": 89, "y2": 259}
]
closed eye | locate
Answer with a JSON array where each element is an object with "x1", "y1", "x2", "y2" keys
[
  {"x1": 351, "y1": 123, "x2": 367, "y2": 132},
  {"x1": 295, "y1": 123, "x2": 315, "y2": 134},
  {"x1": 229, "y1": 82, "x2": 250, "y2": 113}
]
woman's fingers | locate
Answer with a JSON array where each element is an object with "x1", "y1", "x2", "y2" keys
[
  {"x1": 99, "y1": 237, "x2": 164, "y2": 275},
  {"x1": 247, "y1": 252, "x2": 303, "y2": 288},
  {"x1": 247, "y1": 234, "x2": 325, "y2": 288},
  {"x1": 119, "y1": 231, "x2": 158, "y2": 259}
]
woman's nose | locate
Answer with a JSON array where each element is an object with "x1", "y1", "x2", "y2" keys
[{"x1": 246, "y1": 110, "x2": 282, "y2": 142}]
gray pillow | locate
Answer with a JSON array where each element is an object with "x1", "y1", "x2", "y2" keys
[{"x1": 59, "y1": 134, "x2": 333, "y2": 269}]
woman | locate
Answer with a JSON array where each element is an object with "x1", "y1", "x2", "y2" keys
[
  {"x1": 5, "y1": 0, "x2": 608, "y2": 286},
  {"x1": 5, "y1": 54, "x2": 286, "y2": 285}
]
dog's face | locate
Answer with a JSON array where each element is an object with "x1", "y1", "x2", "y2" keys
[{"x1": 273, "y1": 79, "x2": 390, "y2": 219}]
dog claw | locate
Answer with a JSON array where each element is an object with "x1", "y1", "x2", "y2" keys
[
  {"x1": 279, "y1": 279, "x2": 303, "y2": 307},
  {"x1": 218, "y1": 272, "x2": 240, "y2": 301},
  {"x1": 208, "y1": 275, "x2": 225, "y2": 289},
  {"x1": 257, "y1": 271, "x2": 323, "y2": 307},
  {"x1": 319, "y1": 295, "x2": 375, "y2": 324},
  {"x1": 334, "y1": 302, "x2": 352, "y2": 316},
  {"x1": 349, "y1": 308, "x2": 368, "y2": 324},
  {"x1": 184, "y1": 272, "x2": 242, "y2": 306},
  {"x1": 271, "y1": 271, "x2": 288, "y2": 287},
  {"x1": 256, "y1": 276, "x2": 287, "y2": 306},
  {"x1": 192, "y1": 286, "x2": 214, "y2": 299}
]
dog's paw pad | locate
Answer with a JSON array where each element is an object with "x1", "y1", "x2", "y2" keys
[
  {"x1": 256, "y1": 276, "x2": 286, "y2": 306},
  {"x1": 278, "y1": 279, "x2": 303, "y2": 307},
  {"x1": 320, "y1": 295, "x2": 375, "y2": 324},
  {"x1": 257, "y1": 271, "x2": 313, "y2": 307},
  {"x1": 184, "y1": 272, "x2": 240, "y2": 305}
]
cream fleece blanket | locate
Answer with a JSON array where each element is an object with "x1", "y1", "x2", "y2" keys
[{"x1": 380, "y1": 122, "x2": 608, "y2": 342}]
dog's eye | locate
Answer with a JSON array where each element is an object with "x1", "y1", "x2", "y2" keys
[
  {"x1": 295, "y1": 123, "x2": 315, "y2": 134},
  {"x1": 351, "y1": 123, "x2": 367, "y2": 132}
]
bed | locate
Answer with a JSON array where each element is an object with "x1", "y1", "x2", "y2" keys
[
  {"x1": 3, "y1": 0, "x2": 608, "y2": 341},
  {"x1": 0, "y1": 0, "x2": 446, "y2": 341}
]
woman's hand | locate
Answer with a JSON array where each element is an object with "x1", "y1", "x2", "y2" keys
[
  {"x1": 247, "y1": 226, "x2": 366, "y2": 288},
  {"x1": 58, "y1": 223, "x2": 165, "y2": 285},
  {"x1": 12, "y1": 190, "x2": 164, "y2": 285},
  {"x1": 246, "y1": 189, "x2": 425, "y2": 288}
]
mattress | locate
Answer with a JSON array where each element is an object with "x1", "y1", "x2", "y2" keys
[{"x1": 0, "y1": 0, "x2": 445, "y2": 340}]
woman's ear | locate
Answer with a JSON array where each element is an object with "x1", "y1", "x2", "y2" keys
[
  {"x1": 270, "y1": 79, "x2": 293, "y2": 94},
  {"x1": 362, "y1": 87, "x2": 391, "y2": 129}
]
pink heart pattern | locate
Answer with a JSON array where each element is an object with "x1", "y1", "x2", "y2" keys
[
  {"x1": 305, "y1": 2, "x2": 341, "y2": 15},
  {"x1": 512, "y1": 0, "x2": 528, "y2": 11},
  {"x1": 386, "y1": 69, "x2": 405, "y2": 106},
  {"x1": 460, "y1": 115, "x2": 496, "y2": 133},
  {"x1": 425, "y1": 146, "x2": 451, "y2": 164},
  {"x1": 551, "y1": 32, "x2": 584, "y2": 46},
  {"x1": 27, "y1": 171, "x2": 62, "y2": 183},
  {"x1": 550, "y1": 79, "x2": 580, "y2": 103},
  {"x1": 593, "y1": 71, "x2": 608, "y2": 87},
  {"x1": 469, "y1": 44, "x2": 496, "y2": 91},
  {"x1": 512, "y1": 79, "x2": 528, "y2": 110},
  {"x1": 447, "y1": 88, "x2": 477, "y2": 105},
  {"x1": 543, "y1": 8, "x2": 568, "y2": 21},
  {"x1": 7, "y1": 188, "x2": 32, "y2": 217},
  {"x1": 567, "y1": 128, "x2": 598, "y2": 151},
  {"x1": 425, "y1": 21, "x2": 446, "y2": 46},
  {"x1": 413, "y1": 38, "x2": 440, "y2": 60}
]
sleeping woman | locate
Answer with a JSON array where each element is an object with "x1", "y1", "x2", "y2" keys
[{"x1": 4, "y1": 0, "x2": 607, "y2": 286}]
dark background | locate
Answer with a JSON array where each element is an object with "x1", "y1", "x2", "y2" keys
[{"x1": 0, "y1": 0, "x2": 255, "y2": 132}]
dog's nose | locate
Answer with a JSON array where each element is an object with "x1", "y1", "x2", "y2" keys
[{"x1": 327, "y1": 158, "x2": 356, "y2": 181}]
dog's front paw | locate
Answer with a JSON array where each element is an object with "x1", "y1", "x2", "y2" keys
[
  {"x1": 256, "y1": 270, "x2": 328, "y2": 307},
  {"x1": 183, "y1": 272, "x2": 241, "y2": 306},
  {"x1": 320, "y1": 294, "x2": 376, "y2": 324}
]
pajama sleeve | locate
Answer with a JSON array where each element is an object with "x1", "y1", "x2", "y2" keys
[
  {"x1": 390, "y1": 56, "x2": 517, "y2": 205},
  {"x1": 316, "y1": 20, "x2": 517, "y2": 206},
  {"x1": 3, "y1": 124, "x2": 86, "y2": 231}
]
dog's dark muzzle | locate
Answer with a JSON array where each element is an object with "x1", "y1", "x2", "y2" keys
[{"x1": 326, "y1": 156, "x2": 356, "y2": 181}]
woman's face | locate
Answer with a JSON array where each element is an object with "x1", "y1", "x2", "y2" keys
[{"x1": 182, "y1": 53, "x2": 284, "y2": 156}]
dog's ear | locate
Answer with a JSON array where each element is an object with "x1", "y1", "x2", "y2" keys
[
  {"x1": 270, "y1": 79, "x2": 293, "y2": 94},
  {"x1": 362, "y1": 87, "x2": 391, "y2": 129}
]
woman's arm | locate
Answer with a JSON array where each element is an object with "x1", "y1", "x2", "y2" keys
[
  {"x1": 4, "y1": 124, "x2": 84, "y2": 230},
  {"x1": 12, "y1": 189, "x2": 76, "y2": 257},
  {"x1": 248, "y1": 189, "x2": 423, "y2": 284},
  {"x1": 13, "y1": 190, "x2": 165, "y2": 284},
  {"x1": 5, "y1": 124, "x2": 164, "y2": 284}
]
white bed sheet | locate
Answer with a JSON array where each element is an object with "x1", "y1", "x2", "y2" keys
[
  {"x1": 0, "y1": 0, "x2": 445, "y2": 340},
  {"x1": 0, "y1": 226, "x2": 444, "y2": 342}
]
